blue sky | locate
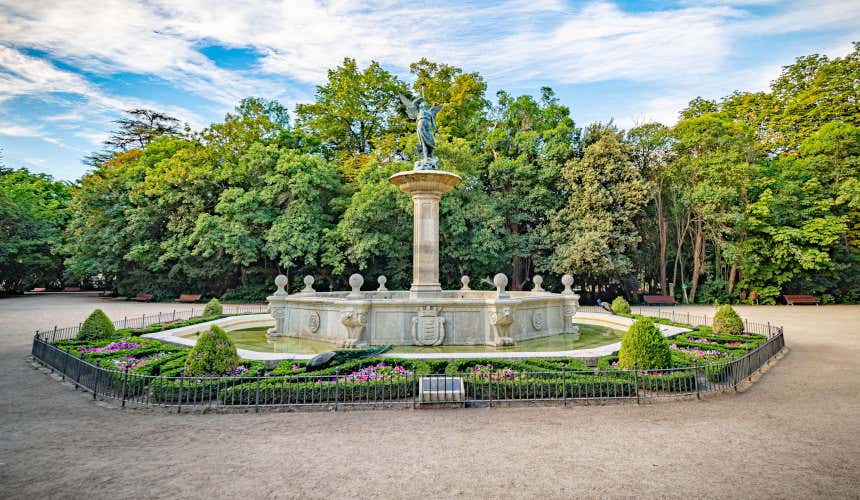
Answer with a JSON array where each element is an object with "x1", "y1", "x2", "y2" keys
[{"x1": 1, "y1": 0, "x2": 857, "y2": 181}]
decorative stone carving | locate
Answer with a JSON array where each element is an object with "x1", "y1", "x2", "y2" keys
[
  {"x1": 377, "y1": 275, "x2": 388, "y2": 291},
  {"x1": 340, "y1": 308, "x2": 367, "y2": 348},
  {"x1": 268, "y1": 302, "x2": 289, "y2": 336},
  {"x1": 493, "y1": 273, "x2": 509, "y2": 298},
  {"x1": 348, "y1": 273, "x2": 364, "y2": 298},
  {"x1": 301, "y1": 275, "x2": 315, "y2": 293},
  {"x1": 490, "y1": 307, "x2": 515, "y2": 346},
  {"x1": 561, "y1": 274, "x2": 575, "y2": 295},
  {"x1": 532, "y1": 275, "x2": 545, "y2": 292},
  {"x1": 411, "y1": 306, "x2": 445, "y2": 346},
  {"x1": 306, "y1": 310, "x2": 321, "y2": 333},
  {"x1": 532, "y1": 310, "x2": 546, "y2": 331},
  {"x1": 273, "y1": 274, "x2": 288, "y2": 296},
  {"x1": 460, "y1": 275, "x2": 470, "y2": 290}
]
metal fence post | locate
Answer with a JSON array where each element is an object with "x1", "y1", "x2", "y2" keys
[
  {"x1": 75, "y1": 352, "x2": 83, "y2": 389},
  {"x1": 412, "y1": 372, "x2": 417, "y2": 409},
  {"x1": 61, "y1": 347, "x2": 68, "y2": 381},
  {"x1": 121, "y1": 368, "x2": 129, "y2": 408},
  {"x1": 562, "y1": 364, "x2": 567, "y2": 407},
  {"x1": 694, "y1": 364, "x2": 701, "y2": 400},
  {"x1": 255, "y1": 368, "x2": 263, "y2": 413},
  {"x1": 633, "y1": 362, "x2": 640, "y2": 404},
  {"x1": 334, "y1": 368, "x2": 340, "y2": 412},
  {"x1": 177, "y1": 369, "x2": 184, "y2": 414}
]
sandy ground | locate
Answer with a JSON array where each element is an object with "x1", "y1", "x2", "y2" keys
[{"x1": 0, "y1": 293, "x2": 858, "y2": 499}]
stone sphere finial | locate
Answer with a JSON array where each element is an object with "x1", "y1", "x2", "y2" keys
[
  {"x1": 348, "y1": 273, "x2": 364, "y2": 297},
  {"x1": 301, "y1": 275, "x2": 315, "y2": 293},
  {"x1": 493, "y1": 273, "x2": 509, "y2": 298},
  {"x1": 274, "y1": 274, "x2": 288, "y2": 296},
  {"x1": 561, "y1": 274, "x2": 574, "y2": 295},
  {"x1": 460, "y1": 275, "x2": 471, "y2": 290},
  {"x1": 532, "y1": 275, "x2": 545, "y2": 292},
  {"x1": 377, "y1": 275, "x2": 388, "y2": 291}
]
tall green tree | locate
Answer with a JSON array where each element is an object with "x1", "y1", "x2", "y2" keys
[{"x1": 545, "y1": 125, "x2": 647, "y2": 294}]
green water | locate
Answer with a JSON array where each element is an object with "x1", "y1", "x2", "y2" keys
[{"x1": 215, "y1": 323, "x2": 623, "y2": 354}]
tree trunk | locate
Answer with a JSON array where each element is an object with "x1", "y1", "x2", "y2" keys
[
  {"x1": 689, "y1": 217, "x2": 704, "y2": 303},
  {"x1": 657, "y1": 189, "x2": 668, "y2": 295}
]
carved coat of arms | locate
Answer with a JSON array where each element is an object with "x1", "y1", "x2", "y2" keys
[{"x1": 412, "y1": 306, "x2": 445, "y2": 346}]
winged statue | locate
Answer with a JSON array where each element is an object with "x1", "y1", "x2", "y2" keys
[{"x1": 399, "y1": 94, "x2": 443, "y2": 170}]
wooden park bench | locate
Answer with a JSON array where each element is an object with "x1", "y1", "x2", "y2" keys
[
  {"x1": 30, "y1": 287, "x2": 46, "y2": 293},
  {"x1": 62, "y1": 287, "x2": 81, "y2": 292},
  {"x1": 133, "y1": 293, "x2": 154, "y2": 302},
  {"x1": 177, "y1": 294, "x2": 202, "y2": 303},
  {"x1": 643, "y1": 295, "x2": 677, "y2": 306},
  {"x1": 784, "y1": 294, "x2": 819, "y2": 305}
]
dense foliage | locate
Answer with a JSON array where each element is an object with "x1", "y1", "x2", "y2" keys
[
  {"x1": 183, "y1": 325, "x2": 240, "y2": 376},
  {"x1": 76, "y1": 309, "x2": 116, "y2": 341},
  {"x1": 4, "y1": 44, "x2": 858, "y2": 302},
  {"x1": 617, "y1": 318, "x2": 671, "y2": 369},
  {"x1": 202, "y1": 298, "x2": 223, "y2": 317},
  {"x1": 712, "y1": 304, "x2": 744, "y2": 336},
  {"x1": 611, "y1": 296, "x2": 631, "y2": 315},
  {"x1": 0, "y1": 167, "x2": 71, "y2": 292}
]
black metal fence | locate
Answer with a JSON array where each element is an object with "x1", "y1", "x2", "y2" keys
[
  {"x1": 36, "y1": 304, "x2": 268, "y2": 343},
  {"x1": 30, "y1": 308, "x2": 786, "y2": 411}
]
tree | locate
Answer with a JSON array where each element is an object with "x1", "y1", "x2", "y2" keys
[
  {"x1": 545, "y1": 125, "x2": 647, "y2": 293},
  {"x1": 627, "y1": 123, "x2": 671, "y2": 294},
  {"x1": 296, "y1": 58, "x2": 408, "y2": 158},
  {"x1": 0, "y1": 167, "x2": 71, "y2": 292}
]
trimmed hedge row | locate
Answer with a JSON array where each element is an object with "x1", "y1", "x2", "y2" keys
[
  {"x1": 444, "y1": 357, "x2": 590, "y2": 375},
  {"x1": 148, "y1": 360, "x2": 267, "y2": 403}
]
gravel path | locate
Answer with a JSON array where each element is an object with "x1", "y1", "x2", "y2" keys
[{"x1": 1, "y1": 294, "x2": 858, "y2": 499}]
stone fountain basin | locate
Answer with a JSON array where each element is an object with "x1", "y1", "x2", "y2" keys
[
  {"x1": 267, "y1": 289, "x2": 584, "y2": 348},
  {"x1": 141, "y1": 311, "x2": 690, "y2": 367}
]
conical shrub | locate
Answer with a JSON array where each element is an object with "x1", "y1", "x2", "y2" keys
[
  {"x1": 611, "y1": 296, "x2": 631, "y2": 315},
  {"x1": 184, "y1": 325, "x2": 240, "y2": 376},
  {"x1": 77, "y1": 309, "x2": 116, "y2": 340},
  {"x1": 712, "y1": 304, "x2": 744, "y2": 335},
  {"x1": 202, "y1": 298, "x2": 223, "y2": 317},
  {"x1": 617, "y1": 317, "x2": 671, "y2": 369}
]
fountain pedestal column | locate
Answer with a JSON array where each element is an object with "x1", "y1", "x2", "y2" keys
[{"x1": 389, "y1": 170, "x2": 462, "y2": 294}]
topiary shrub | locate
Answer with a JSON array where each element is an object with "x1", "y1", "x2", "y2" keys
[
  {"x1": 76, "y1": 309, "x2": 116, "y2": 341},
  {"x1": 184, "y1": 325, "x2": 240, "y2": 376},
  {"x1": 202, "y1": 298, "x2": 223, "y2": 317},
  {"x1": 712, "y1": 304, "x2": 744, "y2": 336},
  {"x1": 617, "y1": 318, "x2": 671, "y2": 369},
  {"x1": 611, "y1": 296, "x2": 631, "y2": 315}
]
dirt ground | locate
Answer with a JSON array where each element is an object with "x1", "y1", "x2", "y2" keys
[{"x1": 1, "y1": 293, "x2": 858, "y2": 499}]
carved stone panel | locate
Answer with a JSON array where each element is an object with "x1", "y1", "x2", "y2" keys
[{"x1": 411, "y1": 306, "x2": 445, "y2": 346}]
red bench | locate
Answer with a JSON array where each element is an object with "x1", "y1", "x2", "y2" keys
[
  {"x1": 133, "y1": 293, "x2": 154, "y2": 302},
  {"x1": 784, "y1": 294, "x2": 819, "y2": 305},
  {"x1": 177, "y1": 294, "x2": 202, "y2": 303},
  {"x1": 62, "y1": 287, "x2": 81, "y2": 292},
  {"x1": 30, "y1": 287, "x2": 46, "y2": 293},
  {"x1": 643, "y1": 295, "x2": 677, "y2": 305}
]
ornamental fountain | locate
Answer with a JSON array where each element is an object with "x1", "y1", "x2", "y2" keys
[{"x1": 266, "y1": 92, "x2": 580, "y2": 348}]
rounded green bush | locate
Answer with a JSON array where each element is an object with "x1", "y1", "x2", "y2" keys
[
  {"x1": 76, "y1": 309, "x2": 116, "y2": 341},
  {"x1": 202, "y1": 298, "x2": 223, "y2": 318},
  {"x1": 611, "y1": 296, "x2": 631, "y2": 315},
  {"x1": 184, "y1": 325, "x2": 240, "y2": 376},
  {"x1": 712, "y1": 304, "x2": 744, "y2": 336},
  {"x1": 617, "y1": 318, "x2": 671, "y2": 370}
]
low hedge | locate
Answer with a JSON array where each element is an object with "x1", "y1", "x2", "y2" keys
[
  {"x1": 462, "y1": 374, "x2": 636, "y2": 400},
  {"x1": 595, "y1": 355, "x2": 697, "y2": 392},
  {"x1": 148, "y1": 360, "x2": 266, "y2": 403},
  {"x1": 444, "y1": 357, "x2": 589, "y2": 376},
  {"x1": 218, "y1": 377, "x2": 416, "y2": 405},
  {"x1": 271, "y1": 357, "x2": 432, "y2": 377}
]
